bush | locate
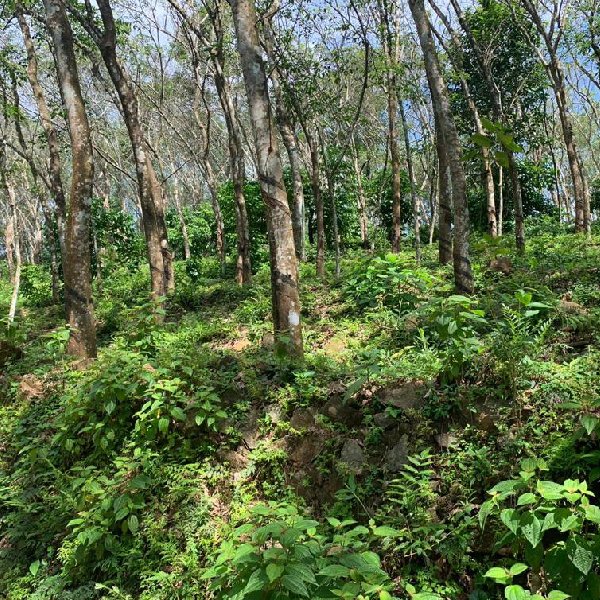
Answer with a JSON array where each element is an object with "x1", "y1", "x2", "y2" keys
[{"x1": 344, "y1": 254, "x2": 435, "y2": 311}]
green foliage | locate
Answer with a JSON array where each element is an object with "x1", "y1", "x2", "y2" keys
[
  {"x1": 419, "y1": 294, "x2": 486, "y2": 382},
  {"x1": 204, "y1": 501, "x2": 397, "y2": 599},
  {"x1": 20, "y1": 264, "x2": 54, "y2": 308},
  {"x1": 480, "y1": 458, "x2": 600, "y2": 598},
  {"x1": 344, "y1": 254, "x2": 435, "y2": 311}
]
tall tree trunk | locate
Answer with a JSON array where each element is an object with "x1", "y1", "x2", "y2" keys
[
  {"x1": 520, "y1": 0, "x2": 589, "y2": 232},
  {"x1": 498, "y1": 165, "x2": 504, "y2": 236},
  {"x1": 307, "y1": 131, "x2": 325, "y2": 278},
  {"x1": 89, "y1": 0, "x2": 173, "y2": 297},
  {"x1": 17, "y1": 5, "x2": 67, "y2": 263},
  {"x1": 170, "y1": 166, "x2": 191, "y2": 261},
  {"x1": 399, "y1": 100, "x2": 421, "y2": 264},
  {"x1": 43, "y1": 0, "x2": 97, "y2": 358},
  {"x1": 410, "y1": 0, "x2": 473, "y2": 294},
  {"x1": 7, "y1": 193, "x2": 21, "y2": 324},
  {"x1": 230, "y1": 0, "x2": 303, "y2": 356},
  {"x1": 351, "y1": 135, "x2": 369, "y2": 249},
  {"x1": 435, "y1": 121, "x2": 453, "y2": 264},
  {"x1": 263, "y1": 22, "x2": 306, "y2": 260},
  {"x1": 388, "y1": 82, "x2": 402, "y2": 253},
  {"x1": 508, "y1": 152, "x2": 525, "y2": 252}
]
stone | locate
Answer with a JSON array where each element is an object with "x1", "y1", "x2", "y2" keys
[
  {"x1": 340, "y1": 439, "x2": 366, "y2": 474},
  {"x1": 290, "y1": 408, "x2": 315, "y2": 429},
  {"x1": 322, "y1": 398, "x2": 363, "y2": 427},
  {"x1": 384, "y1": 435, "x2": 408, "y2": 472},
  {"x1": 435, "y1": 432, "x2": 457, "y2": 449},
  {"x1": 489, "y1": 256, "x2": 512, "y2": 275},
  {"x1": 380, "y1": 381, "x2": 427, "y2": 410},
  {"x1": 373, "y1": 412, "x2": 395, "y2": 430},
  {"x1": 266, "y1": 404, "x2": 283, "y2": 424}
]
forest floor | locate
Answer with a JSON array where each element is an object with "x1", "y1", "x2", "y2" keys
[{"x1": 1, "y1": 219, "x2": 600, "y2": 599}]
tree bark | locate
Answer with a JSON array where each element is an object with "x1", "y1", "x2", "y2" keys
[
  {"x1": 17, "y1": 5, "x2": 67, "y2": 262},
  {"x1": 87, "y1": 0, "x2": 173, "y2": 297},
  {"x1": 351, "y1": 135, "x2": 369, "y2": 249},
  {"x1": 434, "y1": 119, "x2": 453, "y2": 264},
  {"x1": 230, "y1": 0, "x2": 303, "y2": 356},
  {"x1": 307, "y1": 131, "x2": 326, "y2": 277},
  {"x1": 399, "y1": 100, "x2": 421, "y2": 264},
  {"x1": 520, "y1": 0, "x2": 589, "y2": 232},
  {"x1": 43, "y1": 0, "x2": 97, "y2": 358},
  {"x1": 410, "y1": 0, "x2": 473, "y2": 294}
]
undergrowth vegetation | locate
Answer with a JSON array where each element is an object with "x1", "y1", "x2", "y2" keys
[{"x1": 1, "y1": 222, "x2": 600, "y2": 599}]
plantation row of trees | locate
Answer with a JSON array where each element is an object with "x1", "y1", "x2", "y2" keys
[{"x1": 1, "y1": 0, "x2": 599, "y2": 358}]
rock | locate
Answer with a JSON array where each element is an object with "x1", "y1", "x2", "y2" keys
[
  {"x1": 289, "y1": 436, "x2": 323, "y2": 465},
  {"x1": 266, "y1": 404, "x2": 283, "y2": 424},
  {"x1": 474, "y1": 412, "x2": 496, "y2": 432},
  {"x1": 373, "y1": 412, "x2": 395, "y2": 430},
  {"x1": 290, "y1": 408, "x2": 315, "y2": 429},
  {"x1": 322, "y1": 398, "x2": 363, "y2": 427},
  {"x1": 380, "y1": 381, "x2": 427, "y2": 410},
  {"x1": 340, "y1": 439, "x2": 366, "y2": 474},
  {"x1": 559, "y1": 296, "x2": 588, "y2": 316},
  {"x1": 0, "y1": 340, "x2": 22, "y2": 367},
  {"x1": 489, "y1": 256, "x2": 512, "y2": 275},
  {"x1": 384, "y1": 435, "x2": 408, "y2": 472},
  {"x1": 436, "y1": 432, "x2": 457, "y2": 449},
  {"x1": 261, "y1": 332, "x2": 275, "y2": 349}
]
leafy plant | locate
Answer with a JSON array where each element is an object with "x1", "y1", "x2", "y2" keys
[
  {"x1": 479, "y1": 458, "x2": 600, "y2": 598},
  {"x1": 203, "y1": 502, "x2": 398, "y2": 599}
]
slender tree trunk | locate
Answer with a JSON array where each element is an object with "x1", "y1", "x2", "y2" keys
[
  {"x1": 410, "y1": 0, "x2": 473, "y2": 293},
  {"x1": 399, "y1": 100, "x2": 421, "y2": 264},
  {"x1": 43, "y1": 0, "x2": 97, "y2": 358},
  {"x1": 351, "y1": 135, "x2": 369, "y2": 249},
  {"x1": 508, "y1": 152, "x2": 525, "y2": 252},
  {"x1": 435, "y1": 121, "x2": 453, "y2": 264},
  {"x1": 17, "y1": 5, "x2": 67, "y2": 263},
  {"x1": 307, "y1": 132, "x2": 325, "y2": 278},
  {"x1": 388, "y1": 82, "x2": 402, "y2": 252},
  {"x1": 498, "y1": 166, "x2": 504, "y2": 236},
  {"x1": 263, "y1": 23, "x2": 306, "y2": 260},
  {"x1": 0, "y1": 160, "x2": 21, "y2": 322},
  {"x1": 230, "y1": 0, "x2": 303, "y2": 356},
  {"x1": 324, "y1": 161, "x2": 341, "y2": 279},
  {"x1": 91, "y1": 0, "x2": 173, "y2": 297},
  {"x1": 170, "y1": 167, "x2": 191, "y2": 261}
]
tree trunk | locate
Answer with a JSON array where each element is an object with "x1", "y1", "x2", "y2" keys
[
  {"x1": 435, "y1": 121, "x2": 453, "y2": 264},
  {"x1": 388, "y1": 81, "x2": 402, "y2": 253},
  {"x1": 508, "y1": 151, "x2": 525, "y2": 252},
  {"x1": 307, "y1": 131, "x2": 325, "y2": 278},
  {"x1": 171, "y1": 167, "x2": 191, "y2": 261},
  {"x1": 93, "y1": 0, "x2": 173, "y2": 298},
  {"x1": 230, "y1": 0, "x2": 303, "y2": 356},
  {"x1": 410, "y1": 0, "x2": 473, "y2": 294},
  {"x1": 263, "y1": 23, "x2": 306, "y2": 261},
  {"x1": 351, "y1": 135, "x2": 369, "y2": 249},
  {"x1": 498, "y1": 165, "x2": 504, "y2": 236},
  {"x1": 17, "y1": 5, "x2": 67, "y2": 263},
  {"x1": 399, "y1": 100, "x2": 421, "y2": 264},
  {"x1": 43, "y1": 0, "x2": 97, "y2": 358}
]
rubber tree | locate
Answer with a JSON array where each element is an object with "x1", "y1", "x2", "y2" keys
[
  {"x1": 43, "y1": 0, "x2": 97, "y2": 358},
  {"x1": 74, "y1": 0, "x2": 174, "y2": 297},
  {"x1": 409, "y1": 0, "x2": 474, "y2": 294},
  {"x1": 229, "y1": 0, "x2": 303, "y2": 356}
]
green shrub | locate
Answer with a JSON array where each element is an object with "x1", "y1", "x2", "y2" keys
[
  {"x1": 480, "y1": 458, "x2": 600, "y2": 598},
  {"x1": 344, "y1": 254, "x2": 435, "y2": 311},
  {"x1": 204, "y1": 501, "x2": 398, "y2": 599}
]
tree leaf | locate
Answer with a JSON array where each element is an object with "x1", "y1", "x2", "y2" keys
[
  {"x1": 281, "y1": 573, "x2": 310, "y2": 597},
  {"x1": 266, "y1": 562, "x2": 284, "y2": 583},
  {"x1": 566, "y1": 538, "x2": 593, "y2": 575},
  {"x1": 520, "y1": 513, "x2": 542, "y2": 548}
]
